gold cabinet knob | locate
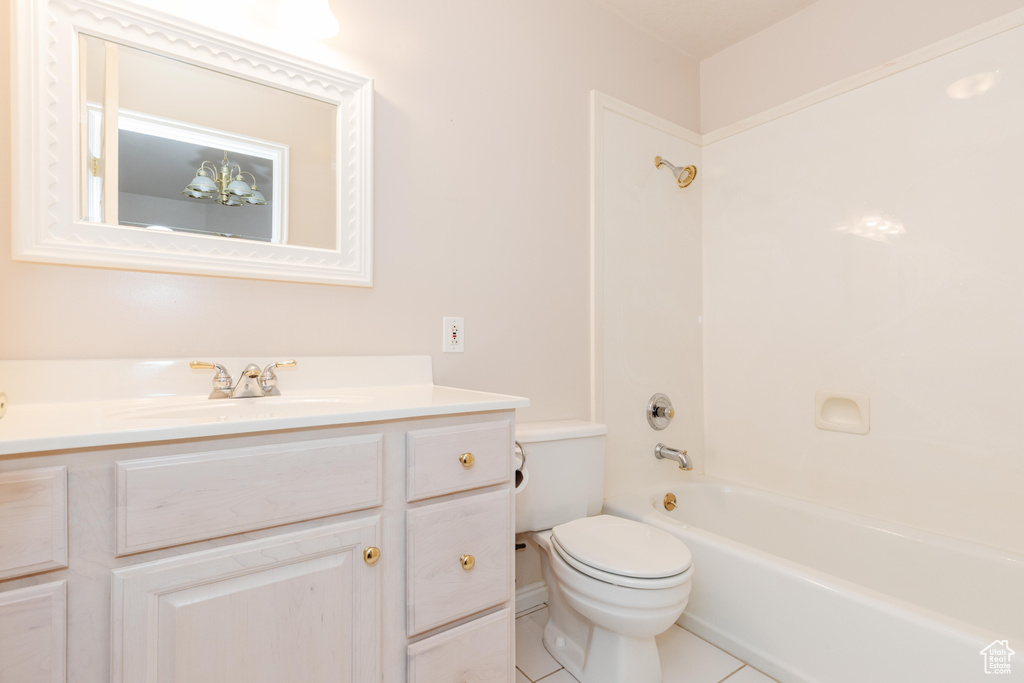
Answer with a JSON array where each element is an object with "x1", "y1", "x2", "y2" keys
[
  {"x1": 364, "y1": 546, "x2": 381, "y2": 565},
  {"x1": 459, "y1": 452, "x2": 475, "y2": 468},
  {"x1": 460, "y1": 554, "x2": 475, "y2": 571},
  {"x1": 663, "y1": 493, "x2": 677, "y2": 511}
]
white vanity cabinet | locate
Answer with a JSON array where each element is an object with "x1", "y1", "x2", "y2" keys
[
  {"x1": 0, "y1": 409, "x2": 518, "y2": 683},
  {"x1": 407, "y1": 608, "x2": 513, "y2": 682},
  {"x1": 407, "y1": 490, "x2": 511, "y2": 635},
  {"x1": 113, "y1": 434, "x2": 384, "y2": 555},
  {"x1": 404, "y1": 420, "x2": 516, "y2": 680},
  {"x1": 112, "y1": 518, "x2": 382, "y2": 683}
]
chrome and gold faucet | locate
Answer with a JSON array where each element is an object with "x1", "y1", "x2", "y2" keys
[
  {"x1": 655, "y1": 443, "x2": 692, "y2": 470},
  {"x1": 190, "y1": 360, "x2": 296, "y2": 399}
]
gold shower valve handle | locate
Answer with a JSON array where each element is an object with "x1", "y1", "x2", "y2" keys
[
  {"x1": 363, "y1": 547, "x2": 381, "y2": 565},
  {"x1": 459, "y1": 452, "x2": 475, "y2": 468},
  {"x1": 460, "y1": 554, "x2": 475, "y2": 571}
]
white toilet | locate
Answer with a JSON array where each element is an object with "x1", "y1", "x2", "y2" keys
[{"x1": 516, "y1": 421, "x2": 693, "y2": 683}]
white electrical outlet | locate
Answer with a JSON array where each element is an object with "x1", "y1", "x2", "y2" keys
[{"x1": 443, "y1": 317, "x2": 464, "y2": 353}]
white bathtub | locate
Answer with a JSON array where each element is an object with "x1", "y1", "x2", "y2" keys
[{"x1": 603, "y1": 478, "x2": 1024, "y2": 683}]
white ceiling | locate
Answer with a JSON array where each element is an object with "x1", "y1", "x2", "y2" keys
[{"x1": 588, "y1": 0, "x2": 819, "y2": 59}]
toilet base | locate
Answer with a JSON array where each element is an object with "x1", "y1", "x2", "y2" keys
[
  {"x1": 530, "y1": 529, "x2": 689, "y2": 683},
  {"x1": 543, "y1": 620, "x2": 663, "y2": 683}
]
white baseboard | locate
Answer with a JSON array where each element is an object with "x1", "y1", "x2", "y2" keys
[{"x1": 515, "y1": 581, "x2": 548, "y2": 615}]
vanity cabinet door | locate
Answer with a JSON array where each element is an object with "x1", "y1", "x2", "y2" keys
[
  {"x1": 0, "y1": 467, "x2": 67, "y2": 580},
  {"x1": 112, "y1": 517, "x2": 381, "y2": 683},
  {"x1": 0, "y1": 581, "x2": 66, "y2": 683}
]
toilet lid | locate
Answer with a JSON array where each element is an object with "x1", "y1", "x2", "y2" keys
[{"x1": 551, "y1": 515, "x2": 692, "y2": 579}]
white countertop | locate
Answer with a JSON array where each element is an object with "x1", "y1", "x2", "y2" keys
[{"x1": 0, "y1": 356, "x2": 529, "y2": 456}]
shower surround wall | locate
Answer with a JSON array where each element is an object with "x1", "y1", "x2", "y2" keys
[
  {"x1": 702, "y1": 19, "x2": 1024, "y2": 555},
  {"x1": 593, "y1": 94, "x2": 704, "y2": 499}
]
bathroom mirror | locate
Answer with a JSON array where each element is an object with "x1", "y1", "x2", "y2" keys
[{"x1": 12, "y1": 0, "x2": 373, "y2": 285}]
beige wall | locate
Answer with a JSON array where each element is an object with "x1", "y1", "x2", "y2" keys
[
  {"x1": 700, "y1": 0, "x2": 1024, "y2": 132},
  {"x1": 0, "y1": 0, "x2": 700, "y2": 421}
]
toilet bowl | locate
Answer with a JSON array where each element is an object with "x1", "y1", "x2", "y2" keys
[
  {"x1": 515, "y1": 421, "x2": 694, "y2": 683},
  {"x1": 530, "y1": 515, "x2": 692, "y2": 683}
]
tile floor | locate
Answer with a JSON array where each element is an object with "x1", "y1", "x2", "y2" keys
[{"x1": 515, "y1": 605, "x2": 777, "y2": 683}]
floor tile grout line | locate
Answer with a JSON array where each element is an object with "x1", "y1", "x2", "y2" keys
[
  {"x1": 517, "y1": 605, "x2": 561, "y2": 682},
  {"x1": 679, "y1": 623, "x2": 746, "y2": 662},
  {"x1": 518, "y1": 606, "x2": 757, "y2": 683},
  {"x1": 717, "y1": 664, "x2": 747, "y2": 683},
  {"x1": 534, "y1": 667, "x2": 569, "y2": 682}
]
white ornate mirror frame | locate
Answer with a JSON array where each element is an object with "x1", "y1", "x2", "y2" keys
[{"x1": 11, "y1": 0, "x2": 374, "y2": 286}]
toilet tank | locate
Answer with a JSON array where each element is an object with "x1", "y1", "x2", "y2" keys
[{"x1": 515, "y1": 420, "x2": 607, "y2": 534}]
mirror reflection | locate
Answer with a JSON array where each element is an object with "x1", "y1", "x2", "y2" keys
[{"x1": 80, "y1": 34, "x2": 338, "y2": 249}]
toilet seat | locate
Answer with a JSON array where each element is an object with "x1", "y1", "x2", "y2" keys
[{"x1": 550, "y1": 515, "x2": 692, "y2": 590}]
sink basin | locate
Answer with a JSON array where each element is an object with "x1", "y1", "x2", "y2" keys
[{"x1": 109, "y1": 395, "x2": 372, "y2": 421}]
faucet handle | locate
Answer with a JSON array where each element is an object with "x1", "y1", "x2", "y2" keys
[
  {"x1": 260, "y1": 360, "x2": 296, "y2": 396},
  {"x1": 190, "y1": 361, "x2": 232, "y2": 399},
  {"x1": 647, "y1": 393, "x2": 675, "y2": 430}
]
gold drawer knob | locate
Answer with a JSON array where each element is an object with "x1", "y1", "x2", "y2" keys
[
  {"x1": 364, "y1": 546, "x2": 381, "y2": 565},
  {"x1": 459, "y1": 452, "x2": 475, "y2": 468},
  {"x1": 460, "y1": 554, "x2": 475, "y2": 571}
]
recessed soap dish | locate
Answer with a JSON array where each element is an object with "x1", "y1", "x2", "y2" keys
[{"x1": 814, "y1": 391, "x2": 869, "y2": 435}]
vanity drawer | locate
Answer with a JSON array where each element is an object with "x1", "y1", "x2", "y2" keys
[
  {"x1": 406, "y1": 420, "x2": 511, "y2": 501},
  {"x1": 0, "y1": 467, "x2": 67, "y2": 581},
  {"x1": 406, "y1": 489, "x2": 511, "y2": 635},
  {"x1": 116, "y1": 434, "x2": 382, "y2": 555},
  {"x1": 407, "y1": 608, "x2": 512, "y2": 683}
]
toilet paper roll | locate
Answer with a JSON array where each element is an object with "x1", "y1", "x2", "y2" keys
[{"x1": 514, "y1": 452, "x2": 528, "y2": 494}]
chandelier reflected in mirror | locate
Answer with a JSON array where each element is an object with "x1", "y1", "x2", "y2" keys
[{"x1": 182, "y1": 151, "x2": 268, "y2": 206}]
